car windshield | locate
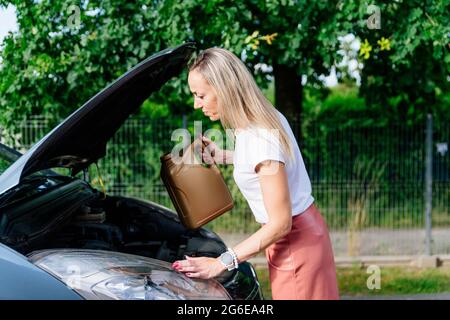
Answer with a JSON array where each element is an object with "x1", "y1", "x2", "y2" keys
[
  {"x1": 0, "y1": 143, "x2": 72, "y2": 207},
  {"x1": 0, "y1": 144, "x2": 21, "y2": 175},
  {"x1": 0, "y1": 143, "x2": 64, "y2": 179}
]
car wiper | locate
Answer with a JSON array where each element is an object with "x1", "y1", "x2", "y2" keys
[
  {"x1": 0, "y1": 178, "x2": 45, "y2": 208},
  {"x1": 0, "y1": 144, "x2": 21, "y2": 163},
  {"x1": 0, "y1": 176, "x2": 68, "y2": 208}
]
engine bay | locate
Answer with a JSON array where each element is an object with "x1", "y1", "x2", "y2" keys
[
  {"x1": 42, "y1": 195, "x2": 228, "y2": 264},
  {"x1": 0, "y1": 178, "x2": 236, "y2": 285},
  {"x1": 0, "y1": 178, "x2": 261, "y2": 298}
]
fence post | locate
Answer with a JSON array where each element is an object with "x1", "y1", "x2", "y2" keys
[
  {"x1": 424, "y1": 113, "x2": 433, "y2": 256},
  {"x1": 182, "y1": 114, "x2": 187, "y2": 130}
]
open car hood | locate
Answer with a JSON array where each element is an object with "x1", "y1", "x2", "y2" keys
[{"x1": 0, "y1": 43, "x2": 196, "y2": 195}]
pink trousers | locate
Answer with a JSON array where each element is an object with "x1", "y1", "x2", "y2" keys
[{"x1": 265, "y1": 203, "x2": 339, "y2": 300}]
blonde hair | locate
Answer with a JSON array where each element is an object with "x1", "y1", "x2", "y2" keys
[{"x1": 188, "y1": 47, "x2": 294, "y2": 160}]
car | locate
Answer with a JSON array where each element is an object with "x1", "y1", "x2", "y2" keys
[{"x1": 0, "y1": 43, "x2": 263, "y2": 300}]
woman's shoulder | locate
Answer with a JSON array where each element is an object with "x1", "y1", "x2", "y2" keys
[
  {"x1": 236, "y1": 110, "x2": 288, "y2": 141},
  {"x1": 236, "y1": 126, "x2": 282, "y2": 147}
]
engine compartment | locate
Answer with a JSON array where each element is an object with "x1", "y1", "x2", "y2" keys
[
  {"x1": 0, "y1": 178, "x2": 238, "y2": 286},
  {"x1": 0, "y1": 178, "x2": 261, "y2": 299},
  {"x1": 41, "y1": 195, "x2": 228, "y2": 264}
]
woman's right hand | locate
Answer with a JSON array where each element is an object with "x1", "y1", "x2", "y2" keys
[{"x1": 201, "y1": 136, "x2": 225, "y2": 164}]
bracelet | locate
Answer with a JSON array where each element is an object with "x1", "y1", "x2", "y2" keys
[{"x1": 227, "y1": 247, "x2": 239, "y2": 270}]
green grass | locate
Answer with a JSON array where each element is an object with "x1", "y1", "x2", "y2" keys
[{"x1": 255, "y1": 266, "x2": 450, "y2": 299}]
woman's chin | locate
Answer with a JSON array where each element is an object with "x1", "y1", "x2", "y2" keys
[{"x1": 205, "y1": 113, "x2": 219, "y2": 121}]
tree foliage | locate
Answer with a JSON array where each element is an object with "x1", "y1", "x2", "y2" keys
[
  {"x1": 0, "y1": 0, "x2": 345, "y2": 134},
  {"x1": 0, "y1": 0, "x2": 448, "y2": 136},
  {"x1": 0, "y1": 0, "x2": 187, "y2": 132},
  {"x1": 347, "y1": 0, "x2": 449, "y2": 122}
]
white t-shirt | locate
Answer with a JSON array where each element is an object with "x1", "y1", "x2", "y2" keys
[{"x1": 232, "y1": 109, "x2": 314, "y2": 224}]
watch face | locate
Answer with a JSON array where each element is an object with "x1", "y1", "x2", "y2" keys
[{"x1": 220, "y1": 252, "x2": 233, "y2": 265}]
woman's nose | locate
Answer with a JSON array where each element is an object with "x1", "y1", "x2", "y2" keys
[{"x1": 194, "y1": 103, "x2": 202, "y2": 110}]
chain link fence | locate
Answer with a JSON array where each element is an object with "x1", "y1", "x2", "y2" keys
[{"x1": 2, "y1": 114, "x2": 449, "y2": 256}]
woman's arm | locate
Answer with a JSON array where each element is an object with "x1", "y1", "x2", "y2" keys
[
  {"x1": 201, "y1": 136, "x2": 234, "y2": 165},
  {"x1": 173, "y1": 160, "x2": 292, "y2": 278},
  {"x1": 232, "y1": 160, "x2": 292, "y2": 263},
  {"x1": 219, "y1": 149, "x2": 234, "y2": 165}
]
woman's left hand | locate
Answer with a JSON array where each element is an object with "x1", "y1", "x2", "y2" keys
[{"x1": 172, "y1": 256, "x2": 226, "y2": 279}]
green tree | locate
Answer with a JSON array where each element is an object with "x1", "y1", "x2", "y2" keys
[
  {"x1": 347, "y1": 0, "x2": 449, "y2": 122},
  {"x1": 0, "y1": 0, "x2": 189, "y2": 135},
  {"x1": 1, "y1": 0, "x2": 447, "y2": 135},
  {"x1": 0, "y1": 0, "x2": 346, "y2": 135},
  {"x1": 156, "y1": 0, "x2": 346, "y2": 121}
]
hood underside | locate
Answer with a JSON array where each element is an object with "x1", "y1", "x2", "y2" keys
[{"x1": 0, "y1": 42, "x2": 196, "y2": 195}]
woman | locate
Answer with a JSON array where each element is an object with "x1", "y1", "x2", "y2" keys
[{"x1": 172, "y1": 47, "x2": 339, "y2": 300}]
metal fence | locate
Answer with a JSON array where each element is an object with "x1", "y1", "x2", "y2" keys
[{"x1": 3, "y1": 114, "x2": 449, "y2": 256}]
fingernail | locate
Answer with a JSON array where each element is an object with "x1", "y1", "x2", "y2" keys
[{"x1": 186, "y1": 273, "x2": 192, "y2": 277}]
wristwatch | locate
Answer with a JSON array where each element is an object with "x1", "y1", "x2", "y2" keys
[{"x1": 219, "y1": 248, "x2": 238, "y2": 271}]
